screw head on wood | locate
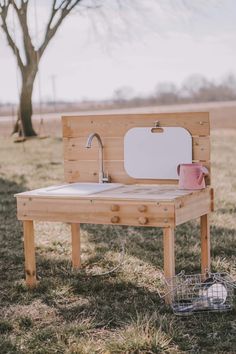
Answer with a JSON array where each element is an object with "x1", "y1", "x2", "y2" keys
[
  {"x1": 177, "y1": 201, "x2": 183, "y2": 208},
  {"x1": 111, "y1": 204, "x2": 119, "y2": 212},
  {"x1": 138, "y1": 216, "x2": 148, "y2": 225}
]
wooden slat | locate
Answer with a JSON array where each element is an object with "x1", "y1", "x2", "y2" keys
[
  {"x1": 62, "y1": 112, "x2": 210, "y2": 138},
  {"x1": 91, "y1": 184, "x2": 195, "y2": 201},
  {"x1": 63, "y1": 136, "x2": 210, "y2": 162},
  {"x1": 63, "y1": 137, "x2": 123, "y2": 161},
  {"x1": 17, "y1": 198, "x2": 175, "y2": 227},
  {"x1": 192, "y1": 136, "x2": 210, "y2": 161},
  {"x1": 17, "y1": 197, "x2": 175, "y2": 214},
  {"x1": 64, "y1": 160, "x2": 211, "y2": 185}
]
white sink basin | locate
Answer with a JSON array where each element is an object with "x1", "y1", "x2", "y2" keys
[{"x1": 35, "y1": 182, "x2": 123, "y2": 197}]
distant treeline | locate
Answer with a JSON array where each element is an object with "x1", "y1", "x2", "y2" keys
[
  {"x1": 111, "y1": 73, "x2": 236, "y2": 108},
  {"x1": 1, "y1": 73, "x2": 236, "y2": 116}
]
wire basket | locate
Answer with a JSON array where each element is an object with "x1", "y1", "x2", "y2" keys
[{"x1": 165, "y1": 272, "x2": 236, "y2": 316}]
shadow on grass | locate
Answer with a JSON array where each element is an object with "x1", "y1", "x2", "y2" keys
[
  {"x1": 0, "y1": 177, "x2": 26, "y2": 284},
  {"x1": 84, "y1": 221, "x2": 236, "y2": 274},
  {"x1": 1, "y1": 177, "x2": 235, "y2": 353}
]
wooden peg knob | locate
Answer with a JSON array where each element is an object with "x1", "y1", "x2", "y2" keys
[
  {"x1": 138, "y1": 216, "x2": 148, "y2": 225},
  {"x1": 110, "y1": 204, "x2": 119, "y2": 212},
  {"x1": 111, "y1": 216, "x2": 120, "y2": 224},
  {"x1": 138, "y1": 205, "x2": 147, "y2": 212}
]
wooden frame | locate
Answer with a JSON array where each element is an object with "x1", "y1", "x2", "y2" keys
[{"x1": 15, "y1": 112, "x2": 213, "y2": 294}]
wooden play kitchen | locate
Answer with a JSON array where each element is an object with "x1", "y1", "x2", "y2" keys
[{"x1": 15, "y1": 112, "x2": 214, "y2": 291}]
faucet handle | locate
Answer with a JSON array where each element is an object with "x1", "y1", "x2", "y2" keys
[{"x1": 102, "y1": 171, "x2": 111, "y2": 183}]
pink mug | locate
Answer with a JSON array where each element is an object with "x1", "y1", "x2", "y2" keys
[{"x1": 177, "y1": 163, "x2": 209, "y2": 190}]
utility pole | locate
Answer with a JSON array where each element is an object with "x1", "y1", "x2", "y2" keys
[{"x1": 51, "y1": 75, "x2": 57, "y2": 112}]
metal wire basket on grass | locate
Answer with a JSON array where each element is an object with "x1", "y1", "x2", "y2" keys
[{"x1": 164, "y1": 271, "x2": 236, "y2": 316}]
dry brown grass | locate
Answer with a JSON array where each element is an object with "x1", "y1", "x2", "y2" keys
[
  {"x1": 1, "y1": 100, "x2": 236, "y2": 138},
  {"x1": 0, "y1": 129, "x2": 236, "y2": 353}
]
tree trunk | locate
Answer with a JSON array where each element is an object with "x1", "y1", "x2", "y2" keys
[{"x1": 16, "y1": 67, "x2": 38, "y2": 137}]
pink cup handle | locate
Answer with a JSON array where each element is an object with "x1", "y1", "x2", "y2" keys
[
  {"x1": 198, "y1": 167, "x2": 209, "y2": 185},
  {"x1": 177, "y1": 164, "x2": 181, "y2": 176}
]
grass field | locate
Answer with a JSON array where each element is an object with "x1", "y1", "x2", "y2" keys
[
  {"x1": 0, "y1": 130, "x2": 236, "y2": 353},
  {"x1": 1, "y1": 100, "x2": 236, "y2": 137}
]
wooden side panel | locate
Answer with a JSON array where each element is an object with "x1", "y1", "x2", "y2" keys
[
  {"x1": 62, "y1": 112, "x2": 211, "y2": 185},
  {"x1": 192, "y1": 136, "x2": 210, "y2": 162},
  {"x1": 175, "y1": 187, "x2": 213, "y2": 225},
  {"x1": 17, "y1": 197, "x2": 175, "y2": 227}
]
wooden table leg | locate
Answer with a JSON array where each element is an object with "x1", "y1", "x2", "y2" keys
[
  {"x1": 163, "y1": 227, "x2": 175, "y2": 279},
  {"x1": 23, "y1": 220, "x2": 37, "y2": 287},
  {"x1": 200, "y1": 214, "x2": 210, "y2": 274},
  {"x1": 71, "y1": 223, "x2": 81, "y2": 269},
  {"x1": 163, "y1": 227, "x2": 175, "y2": 304}
]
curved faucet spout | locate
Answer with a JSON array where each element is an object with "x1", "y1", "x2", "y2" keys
[
  {"x1": 85, "y1": 132, "x2": 109, "y2": 183},
  {"x1": 86, "y1": 133, "x2": 103, "y2": 149}
]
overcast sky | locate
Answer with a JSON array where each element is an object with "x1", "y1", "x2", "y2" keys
[{"x1": 0, "y1": 0, "x2": 236, "y2": 103}]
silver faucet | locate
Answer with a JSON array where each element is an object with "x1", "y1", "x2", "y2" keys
[{"x1": 85, "y1": 133, "x2": 110, "y2": 183}]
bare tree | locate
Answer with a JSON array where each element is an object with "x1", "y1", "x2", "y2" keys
[
  {"x1": 0, "y1": 0, "x2": 101, "y2": 136},
  {"x1": 0, "y1": 1, "x2": 220, "y2": 136}
]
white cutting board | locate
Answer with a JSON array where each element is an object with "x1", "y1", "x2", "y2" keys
[{"x1": 124, "y1": 127, "x2": 192, "y2": 179}]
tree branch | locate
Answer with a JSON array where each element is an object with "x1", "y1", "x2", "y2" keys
[
  {"x1": 0, "y1": 3, "x2": 24, "y2": 71},
  {"x1": 10, "y1": 0, "x2": 36, "y2": 65},
  {"x1": 39, "y1": 0, "x2": 82, "y2": 58}
]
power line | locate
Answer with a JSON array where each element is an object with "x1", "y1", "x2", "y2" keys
[
  {"x1": 33, "y1": 0, "x2": 47, "y2": 138},
  {"x1": 51, "y1": 74, "x2": 57, "y2": 112}
]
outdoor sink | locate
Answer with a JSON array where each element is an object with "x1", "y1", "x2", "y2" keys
[{"x1": 34, "y1": 182, "x2": 123, "y2": 197}]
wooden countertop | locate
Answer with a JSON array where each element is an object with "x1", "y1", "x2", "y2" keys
[{"x1": 15, "y1": 183, "x2": 210, "y2": 202}]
